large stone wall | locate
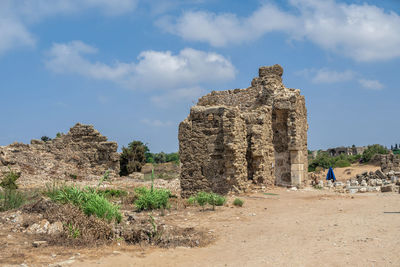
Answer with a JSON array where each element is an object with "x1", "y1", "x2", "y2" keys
[
  {"x1": 179, "y1": 64, "x2": 308, "y2": 196},
  {"x1": 0, "y1": 123, "x2": 119, "y2": 186}
]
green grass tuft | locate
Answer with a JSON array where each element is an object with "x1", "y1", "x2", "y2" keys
[
  {"x1": 134, "y1": 186, "x2": 171, "y2": 211},
  {"x1": 233, "y1": 198, "x2": 244, "y2": 207},
  {"x1": 45, "y1": 185, "x2": 122, "y2": 223}
]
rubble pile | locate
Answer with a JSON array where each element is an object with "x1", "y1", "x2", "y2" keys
[{"x1": 315, "y1": 169, "x2": 400, "y2": 193}]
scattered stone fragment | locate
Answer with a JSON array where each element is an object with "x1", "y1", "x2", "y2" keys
[
  {"x1": 32, "y1": 240, "x2": 47, "y2": 247},
  {"x1": 381, "y1": 184, "x2": 394, "y2": 192}
]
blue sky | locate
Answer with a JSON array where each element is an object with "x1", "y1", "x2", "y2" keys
[{"x1": 1, "y1": 0, "x2": 399, "y2": 152}]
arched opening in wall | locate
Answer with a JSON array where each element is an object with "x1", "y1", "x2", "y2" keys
[{"x1": 272, "y1": 108, "x2": 291, "y2": 185}]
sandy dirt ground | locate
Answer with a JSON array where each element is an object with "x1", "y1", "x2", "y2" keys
[{"x1": 72, "y1": 188, "x2": 400, "y2": 267}]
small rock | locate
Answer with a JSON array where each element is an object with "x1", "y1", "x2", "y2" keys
[
  {"x1": 48, "y1": 221, "x2": 63, "y2": 235},
  {"x1": 381, "y1": 184, "x2": 394, "y2": 192},
  {"x1": 28, "y1": 219, "x2": 50, "y2": 234},
  {"x1": 32, "y1": 240, "x2": 48, "y2": 247},
  {"x1": 348, "y1": 188, "x2": 358, "y2": 194}
]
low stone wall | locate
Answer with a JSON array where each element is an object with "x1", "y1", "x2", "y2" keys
[{"x1": 0, "y1": 123, "x2": 119, "y2": 185}]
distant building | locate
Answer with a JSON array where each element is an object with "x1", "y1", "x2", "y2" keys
[{"x1": 326, "y1": 146, "x2": 366, "y2": 157}]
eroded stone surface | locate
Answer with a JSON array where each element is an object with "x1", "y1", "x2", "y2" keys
[
  {"x1": 0, "y1": 123, "x2": 119, "y2": 185},
  {"x1": 179, "y1": 65, "x2": 308, "y2": 196}
]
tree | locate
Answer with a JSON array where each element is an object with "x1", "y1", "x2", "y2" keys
[
  {"x1": 166, "y1": 152, "x2": 179, "y2": 163},
  {"x1": 119, "y1": 141, "x2": 149, "y2": 176},
  {"x1": 154, "y1": 152, "x2": 167, "y2": 163},
  {"x1": 41, "y1": 136, "x2": 52, "y2": 142},
  {"x1": 361, "y1": 144, "x2": 388, "y2": 163}
]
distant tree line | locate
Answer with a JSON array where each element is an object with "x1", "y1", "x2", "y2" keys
[
  {"x1": 390, "y1": 143, "x2": 400, "y2": 155},
  {"x1": 119, "y1": 140, "x2": 179, "y2": 176},
  {"x1": 308, "y1": 144, "x2": 389, "y2": 172}
]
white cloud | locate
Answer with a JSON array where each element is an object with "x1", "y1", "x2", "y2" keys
[
  {"x1": 141, "y1": 119, "x2": 174, "y2": 127},
  {"x1": 45, "y1": 41, "x2": 236, "y2": 91},
  {"x1": 311, "y1": 69, "x2": 355, "y2": 84},
  {"x1": 0, "y1": 0, "x2": 137, "y2": 55},
  {"x1": 160, "y1": 0, "x2": 400, "y2": 61},
  {"x1": 158, "y1": 4, "x2": 298, "y2": 47},
  {"x1": 0, "y1": 16, "x2": 35, "y2": 54},
  {"x1": 358, "y1": 79, "x2": 384, "y2": 90},
  {"x1": 298, "y1": 67, "x2": 384, "y2": 90}
]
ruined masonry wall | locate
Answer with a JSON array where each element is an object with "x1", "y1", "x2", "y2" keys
[
  {"x1": 179, "y1": 64, "x2": 308, "y2": 196},
  {"x1": 380, "y1": 153, "x2": 400, "y2": 173},
  {"x1": 0, "y1": 123, "x2": 119, "y2": 186}
]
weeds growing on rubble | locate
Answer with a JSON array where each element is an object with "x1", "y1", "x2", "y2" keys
[
  {"x1": 45, "y1": 185, "x2": 122, "y2": 223},
  {"x1": 0, "y1": 168, "x2": 26, "y2": 211}
]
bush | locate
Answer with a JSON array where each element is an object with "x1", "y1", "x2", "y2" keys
[
  {"x1": 335, "y1": 159, "x2": 351, "y2": 168},
  {"x1": 120, "y1": 141, "x2": 149, "y2": 176},
  {"x1": 0, "y1": 169, "x2": 26, "y2": 211},
  {"x1": 0, "y1": 190, "x2": 25, "y2": 211},
  {"x1": 308, "y1": 151, "x2": 363, "y2": 172},
  {"x1": 41, "y1": 136, "x2": 52, "y2": 142},
  {"x1": 190, "y1": 192, "x2": 226, "y2": 211},
  {"x1": 233, "y1": 198, "x2": 244, "y2": 207},
  {"x1": 362, "y1": 144, "x2": 388, "y2": 163},
  {"x1": 97, "y1": 188, "x2": 127, "y2": 198},
  {"x1": 45, "y1": 185, "x2": 122, "y2": 223},
  {"x1": 134, "y1": 187, "x2": 171, "y2": 211}
]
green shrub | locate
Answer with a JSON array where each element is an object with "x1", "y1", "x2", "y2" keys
[
  {"x1": 362, "y1": 144, "x2": 388, "y2": 162},
  {"x1": 233, "y1": 198, "x2": 244, "y2": 207},
  {"x1": 83, "y1": 193, "x2": 122, "y2": 223},
  {"x1": 45, "y1": 185, "x2": 122, "y2": 223},
  {"x1": 67, "y1": 223, "x2": 80, "y2": 238},
  {"x1": 97, "y1": 188, "x2": 127, "y2": 198},
  {"x1": 120, "y1": 141, "x2": 149, "y2": 176},
  {"x1": 134, "y1": 186, "x2": 171, "y2": 211},
  {"x1": 0, "y1": 190, "x2": 26, "y2": 211},
  {"x1": 335, "y1": 159, "x2": 351, "y2": 168},
  {"x1": 0, "y1": 169, "x2": 26, "y2": 211},
  {"x1": 190, "y1": 192, "x2": 226, "y2": 211},
  {"x1": 187, "y1": 196, "x2": 196, "y2": 205}
]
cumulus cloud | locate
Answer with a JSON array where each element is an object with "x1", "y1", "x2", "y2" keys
[
  {"x1": 0, "y1": 0, "x2": 137, "y2": 55},
  {"x1": 358, "y1": 79, "x2": 384, "y2": 90},
  {"x1": 157, "y1": 4, "x2": 298, "y2": 47},
  {"x1": 312, "y1": 69, "x2": 355, "y2": 84},
  {"x1": 159, "y1": 0, "x2": 400, "y2": 61},
  {"x1": 45, "y1": 41, "x2": 236, "y2": 91},
  {"x1": 297, "y1": 67, "x2": 384, "y2": 90}
]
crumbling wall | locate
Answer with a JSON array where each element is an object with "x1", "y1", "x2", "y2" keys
[
  {"x1": 0, "y1": 123, "x2": 119, "y2": 186},
  {"x1": 179, "y1": 64, "x2": 308, "y2": 196},
  {"x1": 380, "y1": 153, "x2": 400, "y2": 173}
]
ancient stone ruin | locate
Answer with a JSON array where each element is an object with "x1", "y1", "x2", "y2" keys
[
  {"x1": 179, "y1": 64, "x2": 308, "y2": 196},
  {"x1": 0, "y1": 123, "x2": 119, "y2": 185},
  {"x1": 380, "y1": 153, "x2": 400, "y2": 173}
]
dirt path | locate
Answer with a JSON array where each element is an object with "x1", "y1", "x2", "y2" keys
[{"x1": 76, "y1": 189, "x2": 400, "y2": 267}]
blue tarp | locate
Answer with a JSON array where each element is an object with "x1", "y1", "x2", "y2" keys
[{"x1": 326, "y1": 167, "x2": 336, "y2": 181}]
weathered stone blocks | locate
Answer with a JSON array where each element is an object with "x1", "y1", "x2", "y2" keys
[
  {"x1": 0, "y1": 123, "x2": 119, "y2": 183},
  {"x1": 179, "y1": 65, "x2": 308, "y2": 196}
]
